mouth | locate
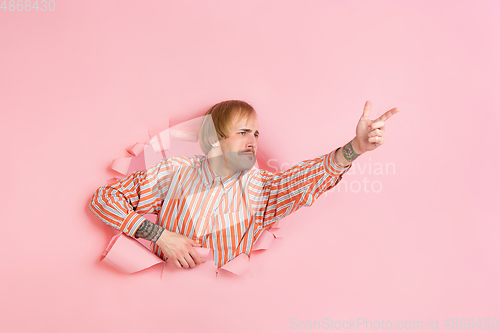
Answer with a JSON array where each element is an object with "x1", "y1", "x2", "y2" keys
[{"x1": 239, "y1": 151, "x2": 255, "y2": 156}]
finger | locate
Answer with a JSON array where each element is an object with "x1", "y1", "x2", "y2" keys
[
  {"x1": 377, "y1": 107, "x2": 399, "y2": 122},
  {"x1": 188, "y1": 238, "x2": 201, "y2": 247},
  {"x1": 172, "y1": 259, "x2": 183, "y2": 269},
  {"x1": 368, "y1": 136, "x2": 384, "y2": 145},
  {"x1": 368, "y1": 121, "x2": 385, "y2": 131},
  {"x1": 178, "y1": 258, "x2": 190, "y2": 269},
  {"x1": 367, "y1": 129, "x2": 383, "y2": 138},
  {"x1": 361, "y1": 100, "x2": 372, "y2": 118},
  {"x1": 183, "y1": 254, "x2": 196, "y2": 268},
  {"x1": 189, "y1": 249, "x2": 203, "y2": 265}
]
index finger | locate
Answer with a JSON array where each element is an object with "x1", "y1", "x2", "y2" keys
[{"x1": 377, "y1": 107, "x2": 400, "y2": 122}]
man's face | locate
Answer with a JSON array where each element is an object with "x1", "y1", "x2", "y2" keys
[{"x1": 219, "y1": 113, "x2": 259, "y2": 172}]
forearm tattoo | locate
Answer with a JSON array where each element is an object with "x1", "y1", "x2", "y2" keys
[
  {"x1": 342, "y1": 140, "x2": 361, "y2": 163},
  {"x1": 135, "y1": 220, "x2": 165, "y2": 243}
]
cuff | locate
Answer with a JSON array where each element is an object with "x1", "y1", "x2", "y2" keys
[
  {"x1": 120, "y1": 212, "x2": 148, "y2": 238},
  {"x1": 324, "y1": 148, "x2": 352, "y2": 177}
]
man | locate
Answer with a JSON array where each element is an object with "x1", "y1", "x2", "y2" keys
[{"x1": 89, "y1": 100, "x2": 399, "y2": 269}]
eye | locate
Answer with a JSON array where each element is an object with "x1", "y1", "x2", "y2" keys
[
  {"x1": 238, "y1": 132, "x2": 246, "y2": 136},
  {"x1": 254, "y1": 133, "x2": 259, "y2": 138}
]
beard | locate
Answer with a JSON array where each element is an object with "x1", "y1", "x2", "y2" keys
[{"x1": 223, "y1": 150, "x2": 256, "y2": 172}]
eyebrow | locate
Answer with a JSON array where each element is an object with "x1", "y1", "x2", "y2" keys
[{"x1": 238, "y1": 128, "x2": 260, "y2": 135}]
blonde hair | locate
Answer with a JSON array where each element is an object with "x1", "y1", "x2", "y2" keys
[{"x1": 199, "y1": 100, "x2": 256, "y2": 154}]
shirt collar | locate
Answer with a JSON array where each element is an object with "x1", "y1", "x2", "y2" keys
[
  {"x1": 201, "y1": 157, "x2": 245, "y2": 189},
  {"x1": 201, "y1": 157, "x2": 217, "y2": 186}
]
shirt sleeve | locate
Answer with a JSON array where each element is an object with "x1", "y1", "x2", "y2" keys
[
  {"x1": 249, "y1": 148, "x2": 351, "y2": 229},
  {"x1": 88, "y1": 158, "x2": 173, "y2": 237}
]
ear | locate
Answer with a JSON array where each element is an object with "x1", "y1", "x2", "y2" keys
[{"x1": 207, "y1": 140, "x2": 223, "y2": 158}]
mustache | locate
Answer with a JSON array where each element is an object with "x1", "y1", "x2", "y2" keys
[{"x1": 240, "y1": 149, "x2": 255, "y2": 155}]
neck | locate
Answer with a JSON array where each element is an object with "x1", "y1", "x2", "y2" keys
[
  {"x1": 206, "y1": 148, "x2": 233, "y2": 177},
  {"x1": 207, "y1": 154, "x2": 232, "y2": 177}
]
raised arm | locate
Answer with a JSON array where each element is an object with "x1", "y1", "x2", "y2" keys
[
  {"x1": 250, "y1": 148, "x2": 350, "y2": 229},
  {"x1": 252, "y1": 101, "x2": 399, "y2": 228}
]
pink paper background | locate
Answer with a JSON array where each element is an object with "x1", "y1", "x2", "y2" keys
[{"x1": 1, "y1": 0, "x2": 498, "y2": 332}]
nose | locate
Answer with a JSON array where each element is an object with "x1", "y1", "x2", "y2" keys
[{"x1": 246, "y1": 135, "x2": 257, "y2": 151}]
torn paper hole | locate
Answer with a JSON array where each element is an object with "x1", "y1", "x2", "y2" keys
[
  {"x1": 101, "y1": 233, "x2": 214, "y2": 274},
  {"x1": 111, "y1": 157, "x2": 132, "y2": 175},
  {"x1": 218, "y1": 254, "x2": 252, "y2": 278},
  {"x1": 127, "y1": 142, "x2": 145, "y2": 157},
  {"x1": 102, "y1": 115, "x2": 284, "y2": 278},
  {"x1": 149, "y1": 129, "x2": 171, "y2": 153},
  {"x1": 252, "y1": 229, "x2": 275, "y2": 251}
]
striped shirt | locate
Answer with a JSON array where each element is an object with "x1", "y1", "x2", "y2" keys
[{"x1": 89, "y1": 149, "x2": 350, "y2": 268}]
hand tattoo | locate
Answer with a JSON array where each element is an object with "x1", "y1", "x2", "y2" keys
[
  {"x1": 342, "y1": 140, "x2": 361, "y2": 163},
  {"x1": 135, "y1": 220, "x2": 165, "y2": 243}
]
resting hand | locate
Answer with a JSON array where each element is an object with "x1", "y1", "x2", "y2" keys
[
  {"x1": 353, "y1": 100, "x2": 399, "y2": 154},
  {"x1": 155, "y1": 230, "x2": 202, "y2": 269}
]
